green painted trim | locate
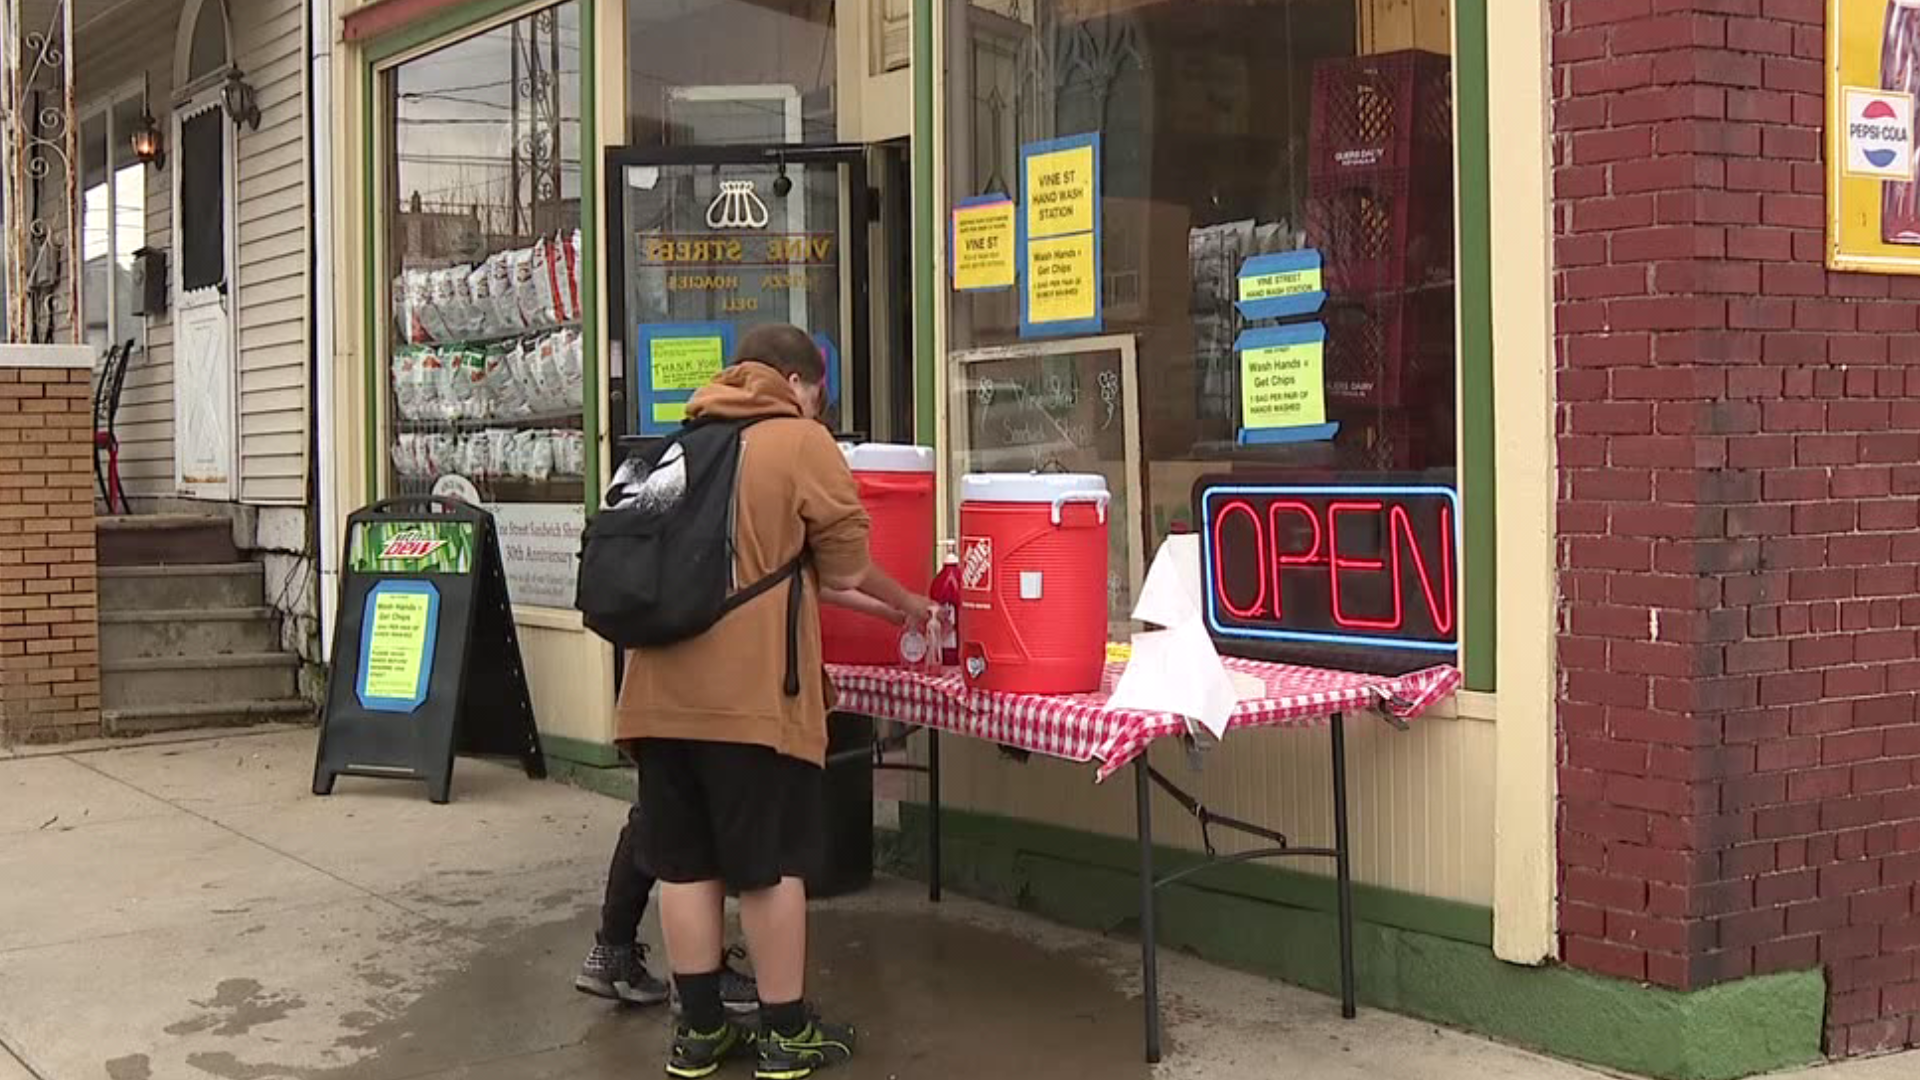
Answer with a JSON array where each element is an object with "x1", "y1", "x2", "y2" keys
[
  {"x1": 896, "y1": 802, "x2": 1490, "y2": 946},
  {"x1": 545, "y1": 752, "x2": 635, "y2": 802},
  {"x1": 578, "y1": 0, "x2": 600, "y2": 509},
  {"x1": 362, "y1": 65, "x2": 380, "y2": 499},
  {"x1": 539, "y1": 731, "x2": 625, "y2": 769},
  {"x1": 911, "y1": 0, "x2": 936, "y2": 440},
  {"x1": 357, "y1": 0, "x2": 602, "y2": 507},
  {"x1": 880, "y1": 805, "x2": 1824, "y2": 1080},
  {"x1": 1455, "y1": 0, "x2": 1496, "y2": 692},
  {"x1": 363, "y1": 0, "x2": 536, "y2": 64}
]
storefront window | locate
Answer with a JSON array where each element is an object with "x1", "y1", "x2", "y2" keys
[
  {"x1": 946, "y1": 0, "x2": 1458, "y2": 621},
  {"x1": 625, "y1": 0, "x2": 836, "y2": 147},
  {"x1": 383, "y1": 1, "x2": 586, "y2": 608}
]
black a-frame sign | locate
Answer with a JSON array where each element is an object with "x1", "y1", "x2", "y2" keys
[{"x1": 313, "y1": 497, "x2": 545, "y2": 803}]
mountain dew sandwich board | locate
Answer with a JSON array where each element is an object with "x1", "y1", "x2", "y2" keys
[{"x1": 314, "y1": 498, "x2": 544, "y2": 804}]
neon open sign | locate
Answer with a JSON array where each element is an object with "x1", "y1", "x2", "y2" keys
[{"x1": 1196, "y1": 482, "x2": 1460, "y2": 657}]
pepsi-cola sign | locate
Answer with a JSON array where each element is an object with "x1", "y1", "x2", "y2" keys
[
  {"x1": 1195, "y1": 479, "x2": 1459, "y2": 668},
  {"x1": 1843, "y1": 88, "x2": 1915, "y2": 180}
]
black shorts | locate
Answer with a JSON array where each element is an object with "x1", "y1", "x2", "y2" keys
[{"x1": 633, "y1": 738, "x2": 825, "y2": 892}]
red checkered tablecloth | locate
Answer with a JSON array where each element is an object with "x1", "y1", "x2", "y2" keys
[{"x1": 828, "y1": 658, "x2": 1461, "y2": 782}]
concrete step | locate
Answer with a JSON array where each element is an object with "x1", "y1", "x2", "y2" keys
[
  {"x1": 96, "y1": 514, "x2": 239, "y2": 567},
  {"x1": 102, "y1": 698, "x2": 314, "y2": 738},
  {"x1": 99, "y1": 607, "x2": 280, "y2": 663},
  {"x1": 101, "y1": 653, "x2": 299, "y2": 710},
  {"x1": 99, "y1": 564, "x2": 265, "y2": 612}
]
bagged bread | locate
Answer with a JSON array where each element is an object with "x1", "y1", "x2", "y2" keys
[
  {"x1": 442, "y1": 347, "x2": 487, "y2": 421},
  {"x1": 467, "y1": 264, "x2": 500, "y2": 337},
  {"x1": 554, "y1": 429, "x2": 585, "y2": 477},
  {"x1": 487, "y1": 251, "x2": 526, "y2": 333},
  {"x1": 509, "y1": 429, "x2": 555, "y2": 481},
  {"x1": 431, "y1": 266, "x2": 479, "y2": 341},
  {"x1": 524, "y1": 332, "x2": 566, "y2": 413},
  {"x1": 513, "y1": 244, "x2": 555, "y2": 331},
  {"x1": 422, "y1": 433, "x2": 458, "y2": 478},
  {"x1": 558, "y1": 229, "x2": 582, "y2": 322},
  {"x1": 482, "y1": 344, "x2": 531, "y2": 419},
  {"x1": 392, "y1": 348, "x2": 424, "y2": 420},
  {"x1": 553, "y1": 328, "x2": 585, "y2": 411}
]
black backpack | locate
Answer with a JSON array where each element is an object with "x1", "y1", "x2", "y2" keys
[{"x1": 576, "y1": 417, "x2": 805, "y2": 696}]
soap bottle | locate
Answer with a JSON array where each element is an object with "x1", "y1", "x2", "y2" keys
[{"x1": 929, "y1": 539, "x2": 962, "y2": 667}]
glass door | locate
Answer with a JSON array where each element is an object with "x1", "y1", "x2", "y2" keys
[{"x1": 605, "y1": 144, "x2": 870, "y2": 441}]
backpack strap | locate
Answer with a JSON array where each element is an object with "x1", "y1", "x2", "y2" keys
[
  {"x1": 703, "y1": 413, "x2": 811, "y2": 699},
  {"x1": 716, "y1": 552, "x2": 808, "y2": 699}
]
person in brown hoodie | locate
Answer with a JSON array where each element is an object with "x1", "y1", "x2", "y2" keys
[{"x1": 619, "y1": 323, "x2": 930, "y2": 1080}]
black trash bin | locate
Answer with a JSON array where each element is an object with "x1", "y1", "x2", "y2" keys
[{"x1": 809, "y1": 712, "x2": 874, "y2": 898}]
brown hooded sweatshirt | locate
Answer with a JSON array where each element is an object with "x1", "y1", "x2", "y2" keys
[{"x1": 614, "y1": 361, "x2": 871, "y2": 766}]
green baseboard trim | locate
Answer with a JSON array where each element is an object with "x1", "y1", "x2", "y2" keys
[
  {"x1": 540, "y1": 738, "x2": 634, "y2": 803},
  {"x1": 879, "y1": 804, "x2": 1824, "y2": 1080},
  {"x1": 539, "y1": 733, "x2": 626, "y2": 770}
]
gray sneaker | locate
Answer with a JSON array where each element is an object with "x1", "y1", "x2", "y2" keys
[
  {"x1": 670, "y1": 946, "x2": 760, "y2": 1016},
  {"x1": 575, "y1": 939, "x2": 670, "y2": 1005}
]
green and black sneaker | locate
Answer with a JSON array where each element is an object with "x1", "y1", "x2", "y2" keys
[
  {"x1": 755, "y1": 1015, "x2": 856, "y2": 1080},
  {"x1": 666, "y1": 1020, "x2": 753, "y2": 1079}
]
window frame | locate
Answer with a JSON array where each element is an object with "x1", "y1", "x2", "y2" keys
[
  {"x1": 77, "y1": 79, "x2": 151, "y2": 356},
  {"x1": 361, "y1": 0, "x2": 603, "y2": 519}
]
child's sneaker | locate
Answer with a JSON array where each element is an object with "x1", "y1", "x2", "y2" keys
[
  {"x1": 573, "y1": 938, "x2": 669, "y2": 1005},
  {"x1": 666, "y1": 1019, "x2": 754, "y2": 1079},
  {"x1": 720, "y1": 945, "x2": 759, "y2": 1015},
  {"x1": 669, "y1": 946, "x2": 761, "y2": 1016},
  {"x1": 755, "y1": 1012, "x2": 856, "y2": 1079}
]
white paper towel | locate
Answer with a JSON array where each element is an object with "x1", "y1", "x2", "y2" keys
[{"x1": 1104, "y1": 534, "x2": 1249, "y2": 740}]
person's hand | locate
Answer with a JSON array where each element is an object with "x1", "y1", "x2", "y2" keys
[{"x1": 896, "y1": 593, "x2": 936, "y2": 631}]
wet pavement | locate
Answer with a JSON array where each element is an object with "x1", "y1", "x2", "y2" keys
[{"x1": 1, "y1": 728, "x2": 1912, "y2": 1080}]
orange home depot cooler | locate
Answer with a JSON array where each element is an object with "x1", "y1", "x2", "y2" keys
[
  {"x1": 820, "y1": 444, "x2": 937, "y2": 665},
  {"x1": 957, "y1": 473, "x2": 1111, "y2": 694}
]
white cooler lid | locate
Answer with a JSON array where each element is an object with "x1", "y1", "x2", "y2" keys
[
  {"x1": 959, "y1": 472, "x2": 1108, "y2": 504},
  {"x1": 842, "y1": 443, "x2": 936, "y2": 473}
]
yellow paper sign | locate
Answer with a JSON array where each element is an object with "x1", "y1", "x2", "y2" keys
[
  {"x1": 1239, "y1": 266, "x2": 1323, "y2": 304},
  {"x1": 651, "y1": 335, "x2": 725, "y2": 392},
  {"x1": 651, "y1": 400, "x2": 691, "y2": 426},
  {"x1": 1026, "y1": 233, "x2": 1097, "y2": 326},
  {"x1": 1241, "y1": 341, "x2": 1326, "y2": 430},
  {"x1": 1025, "y1": 143, "x2": 1096, "y2": 239},
  {"x1": 362, "y1": 590, "x2": 432, "y2": 703},
  {"x1": 952, "y1": 201, "x2": 1016, "y2": 290}
]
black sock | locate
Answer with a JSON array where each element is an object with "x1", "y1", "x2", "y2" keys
[
  {"x1": 674, "y1": 970, "x2": 724, "y2": 1033},
  {"x1": 761, "y1": 999, "x2": 808, "y2": 1039}
]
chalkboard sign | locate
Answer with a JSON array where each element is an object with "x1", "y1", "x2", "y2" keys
[
  {"x1": 950, "y1": 336, "x2": 1144, "y2": 624},
  {"x1": 313, "y1": 497, "x2": 545, "y2": 803}
]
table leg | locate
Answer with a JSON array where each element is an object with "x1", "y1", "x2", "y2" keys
[
  {"x1": 1331, "y1": 712, "x2": 1357, "y2": 1019},
  {"x1": 927, "y1": 729, "x2": 943, "y2": 903},
  {"x1": 1135, "y1": 757, "x2": 1162, "y2": 1064}
]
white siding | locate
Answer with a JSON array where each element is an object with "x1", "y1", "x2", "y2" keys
[
  {"x1": 232, "y1": 0, "x2": 311, "y2": 505},
  {"x1": 74, "y1": 0, "x2": 310, "y2": 506}
]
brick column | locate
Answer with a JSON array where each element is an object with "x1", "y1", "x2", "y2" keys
[
  {"x1": 1553, "y1": 0, "x2": 1920, "y2": 1057},
  {"x1": 0, "y1": 349, "x2": 101, "y2": 745}
]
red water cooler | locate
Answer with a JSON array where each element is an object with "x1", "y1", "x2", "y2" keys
[
  {"x1": 957, "y1": 473, "x2": 1111, "y2": 694},
  {"x1": 820, "y1": 444, "x2": 937, "y2": 665}
]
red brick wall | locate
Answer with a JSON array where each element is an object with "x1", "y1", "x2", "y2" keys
[
  {"x1": 1553, "y1": 0, "x2": 1920, "y2": 1057},
  {"x1": 0, "y1": 365, "x2": 100, "y2": 744}
]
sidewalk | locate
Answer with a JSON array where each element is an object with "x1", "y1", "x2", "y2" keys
[{"x1": 0, "y1": 728, "x2": 1909, "y2": 1080}]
